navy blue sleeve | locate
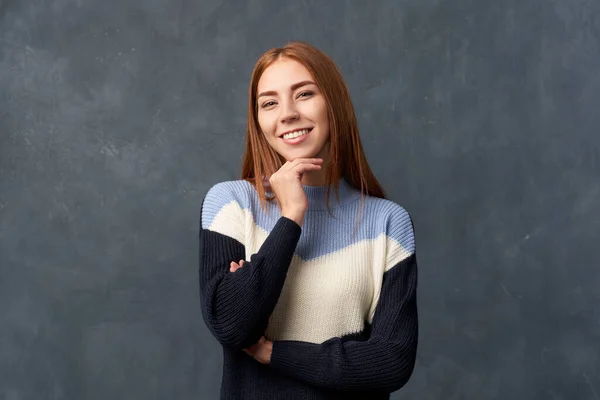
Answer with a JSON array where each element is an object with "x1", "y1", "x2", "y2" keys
[
  {"x1": 269, "y1": 253, "x2": 418, "y2": 392},
  {"x1": 198, "y1": 185, "x2": 302, "y2": 350}
]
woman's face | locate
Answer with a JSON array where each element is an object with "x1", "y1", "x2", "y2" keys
[{"x1": 256, "y1": 58, "x2": 330, "y2": 163}]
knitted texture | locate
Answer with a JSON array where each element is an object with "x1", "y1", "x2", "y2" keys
[{"x1": 199, "y1": 178, "x2": 418, "y2": 399}]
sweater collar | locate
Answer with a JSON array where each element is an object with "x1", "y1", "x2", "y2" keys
[{"x1": 302, "y1": 178, "x2": 361, "y2": 211}]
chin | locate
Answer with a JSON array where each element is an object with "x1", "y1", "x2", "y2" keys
[{"x1": 281, "y1": 151, "x2": 319, "y2": 162}]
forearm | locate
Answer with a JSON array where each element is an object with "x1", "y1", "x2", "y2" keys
[
  {"x1": 270, "y1": 334, "x2": 417, "y2": 392},
  {"x1": 200, "y1": 216, "x2": 301, "y2": 349},
  {"x1": 269, "y1": 254, "x2": 418, "y2": 392}
]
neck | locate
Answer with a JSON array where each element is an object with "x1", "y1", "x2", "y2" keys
[
  {"x1": 299, "y1": 143, "x2": 331, "y2": 186},
  {"x1": 301, "y1": 169, "x2": 327, "y2": 186}
]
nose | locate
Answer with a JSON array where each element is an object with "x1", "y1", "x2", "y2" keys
[{"x1": 280, "y1": 103, "x2": 299, "y2": 124}]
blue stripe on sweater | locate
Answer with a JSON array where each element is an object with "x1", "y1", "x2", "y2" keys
[{"x1": 202, "y1": 180, "x2": 414, "y2": 261}]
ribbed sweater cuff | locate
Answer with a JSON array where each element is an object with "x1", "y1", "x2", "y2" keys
[
  {"x1": 261, "y1": 216, "x2": 302, "y2": 258},
  {"x1": 270, "y1": 341, "x2": 324, "y2": 383}
]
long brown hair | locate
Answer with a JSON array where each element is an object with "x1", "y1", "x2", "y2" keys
[{"x1": 240, "y1": 41, "x2": 386, "y2": 216}]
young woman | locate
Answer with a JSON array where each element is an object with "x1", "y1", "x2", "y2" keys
[{"x1": 199, "y1": 41, "x2": 418, "y2": 399}]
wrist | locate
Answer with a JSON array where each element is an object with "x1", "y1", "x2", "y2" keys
[{"x1": 281, "y1": 211, "x2": 304, "y2": 227}]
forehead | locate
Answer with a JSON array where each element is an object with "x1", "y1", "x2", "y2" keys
[{"x1": 257, "y1": 59, "x2": 314, "y2": 91}]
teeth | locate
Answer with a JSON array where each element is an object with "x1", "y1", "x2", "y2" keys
[{"x1": 283, "y1": 129, "x2": 309, "y2": 140}]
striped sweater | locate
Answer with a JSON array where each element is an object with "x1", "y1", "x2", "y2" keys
[{"x1": 198, "y1": 178, "x2": 418, "y2": 399}]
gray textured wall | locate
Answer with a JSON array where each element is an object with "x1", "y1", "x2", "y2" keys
[{"x1": 1, "y1": 0, "x2": 599, "y2": 399}]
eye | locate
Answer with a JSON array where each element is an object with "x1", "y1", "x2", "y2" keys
[
  {"x1": 261, "y1": 100, "x2": 276, "y2": 108},
  {"x1": 297, "y1": 91, "x2": 313, "y2": 98}
]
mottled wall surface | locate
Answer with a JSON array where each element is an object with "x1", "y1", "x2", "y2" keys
[{"x1": 1, "y1": 0, "x2": 599, "y2": 399}]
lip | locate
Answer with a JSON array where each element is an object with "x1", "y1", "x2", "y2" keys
[{"x1": 278, "y1": 127, "x2": 313, "y2": 138}]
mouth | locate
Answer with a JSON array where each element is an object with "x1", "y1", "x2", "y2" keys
[{"x1": 278, "y1": 128, "x2": 313, "y2": 140}]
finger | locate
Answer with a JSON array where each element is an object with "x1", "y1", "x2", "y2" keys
[
  {"x1": 271, "y1": 159, "x2": 323, "y2": 183},
  {"x1": 293, "y1": 162, "x2": 323, "y2": 170},
  {"x1": 276, "y1": 163, "x2": 322, "y2": 178},
  {"x1": 234, "y1": 260, "x2": 244, "y2": 270},
  {"x1": 289, "y1": 158, "x2": 323, "y2": 164},
  {"x1": 230, "y1": 261, "x2": 241, "y2": 272},
  {"x1": 291, "y1": 163, "x2": 322, "y2": 177},
  {"x1": 281, "y1": 158, "x2": 323, "y2": 170}
]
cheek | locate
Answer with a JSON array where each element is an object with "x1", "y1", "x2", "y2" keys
[
  {"x1": 320, "y1": 109, "x2": 329, "y2": 127},
  {"x1": 316, "y1": 104, "x2": 329, "y2": 131},
  {"x1": 311, "y1": 99, "x2": 328, "y2": 124},
  {"x1": 257, "y1": 113, "x2": 273, "y2": 136}
]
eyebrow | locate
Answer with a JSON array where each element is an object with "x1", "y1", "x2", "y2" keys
[{"x1": 257, "y1": 80, "x2": 316, "y2": 98}]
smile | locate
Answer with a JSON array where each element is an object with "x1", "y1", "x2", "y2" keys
[
  {"x1": 280, "y1": 128, "x2": 312, "y2": 140},
  {"x1": 279, "y1": 128, "x2": 313, "y2": 145}
]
